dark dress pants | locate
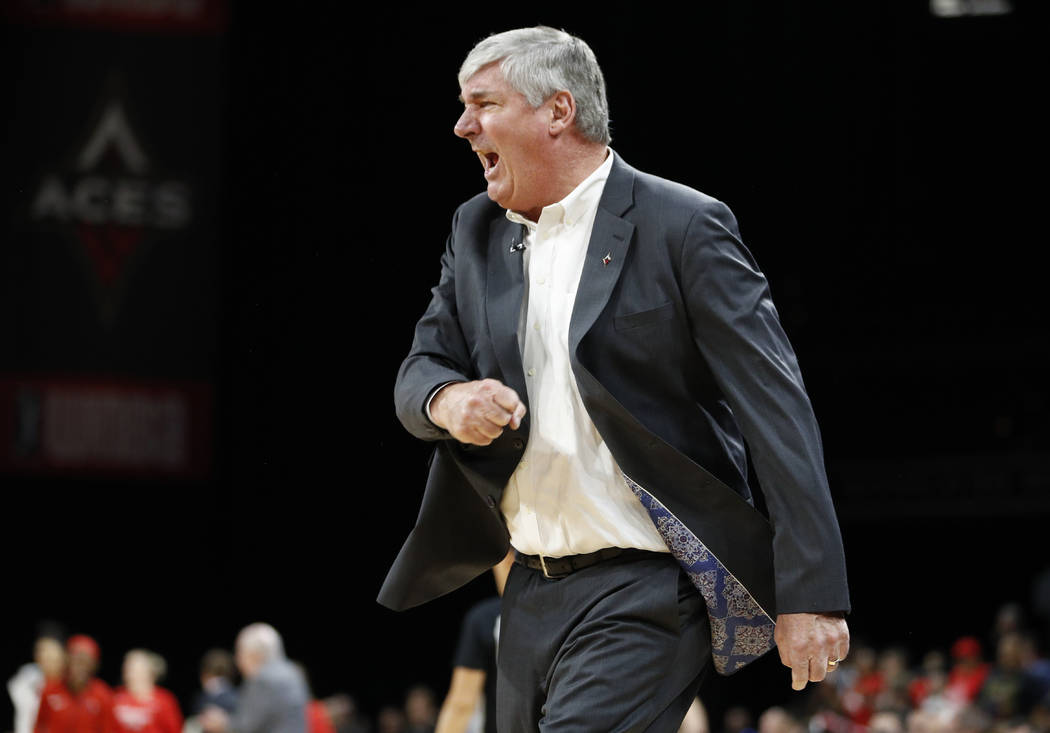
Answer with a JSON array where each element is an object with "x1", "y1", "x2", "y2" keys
[{"x1": 496, "y1": 549, "x2": 711, "y2": 732}]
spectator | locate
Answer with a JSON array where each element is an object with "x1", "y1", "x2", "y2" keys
[
  {"x1": 946, "y1": 636, "x2": 990, "y2": 703},
  {"x1": 722, "y1": 706, "x2": 757, "y2": 733},
  {"x1": 199, "y1": 623, "x2": 309, "y2": 733},
  {"x1": 1021, "y1": 633, "x2": 1050, "y2": 712},
  {"x1": 8, "y1": 624, "x2": 66, "y2": 733},
  {"x1": 376, "y1": 705, "x2": 405, "y2": 733},
  {"x1": 757, "y1": 707, "x2": 803, "y2": 733},
  {"x1": 110, "y1": 649, "x2": 183, "y2": 733},
  {"x1": 190, "y1": 649, "x2": 239, "y2": 717},
  {"x1": 320, "y1": 693, "x2": 371, "y2": 733},
  {"x1": 403, "y1": 686, "x2": 437, "y2": 733},
  {"x1": 840, "y1": 645, "x2": 883, "y2": 725},
  {"x1": 33, "y1": 634, "x2": 112, "y2": 733},
  {"x1": 908, "y1": 650, "x2": 947, "y2": 708},
  {"x1": 435, "y1": 551, "x2": 514, "y2": 733},
  {"x1": 292, "y1": 661, "x2": 336, "y2": 733},
  {"x1": 866, "y1": 710, "x2": 904, "y2": 732}
]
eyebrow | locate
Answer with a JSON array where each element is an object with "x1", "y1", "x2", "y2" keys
[{"x1": 458, "y1": 90, "x2": 496, "y2": 104}]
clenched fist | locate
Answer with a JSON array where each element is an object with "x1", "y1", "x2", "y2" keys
[{"x1": 430, "y1": 379, "x2": 527, "y2": 446}]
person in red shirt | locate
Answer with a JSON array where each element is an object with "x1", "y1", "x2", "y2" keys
[
  {"x1": 109, "y1": 649, "x2": 183, "y2": 733},
  {"x1": 34, "y1": 634, "x2": 113, "y2": 733},
  {"x1": 946, "y1": 636, "x2": 991, "y2": 703}
]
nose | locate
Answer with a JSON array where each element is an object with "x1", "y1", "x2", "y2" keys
[{"x1": 454, "y1": 107, "x2": 477, "y2": 139}]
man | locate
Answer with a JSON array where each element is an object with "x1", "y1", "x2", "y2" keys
[
  {"x1": 33, "y1": 634, "x2": 112, "y2": 733},
  {"x1": 381, "y1": 26, "x2": 850, "y2": 731},
  {"x1": 200, "y1": 623, "x2": 308, "y2": 733}
]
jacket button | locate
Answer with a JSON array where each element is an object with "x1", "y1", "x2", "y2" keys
[
  {"x1": 513, "y1": 439, "x2": 524, "y2": 450},
  {"x1": 486, "y1": 496, "x2": 497, "y2": 509}
]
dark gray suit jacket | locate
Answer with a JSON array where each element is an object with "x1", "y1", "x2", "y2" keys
[
  {"x1": 231, "y1": 658, "x2": 307, "y2": 733},
  {"x1": 381, "y1": 153, "x2": 849, "y2": 671}
]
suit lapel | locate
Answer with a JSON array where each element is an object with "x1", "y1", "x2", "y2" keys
[
  {"x1": 485, "y1": 216, "x2": 528, "y2": 403},
  {"x1": 569, "y1": 154, "x2": 636, "y2": 355}
]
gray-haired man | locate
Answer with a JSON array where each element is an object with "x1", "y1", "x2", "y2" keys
[
  {"x1": 382, "y1": 26, "x2": 850, "y2": 731},
  {"x1": 200, "y1": 623, "x2": 308, "y2": 733}
]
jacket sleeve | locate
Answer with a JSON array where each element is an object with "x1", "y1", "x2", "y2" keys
[
  {"x1": 394, "y1": 206, "x2": 475, "y2": 441},
  {"x1": 679, "y1": 199, "x2": 850, "y2": 615}
]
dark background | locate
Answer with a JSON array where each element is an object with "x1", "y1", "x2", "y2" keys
[{"x1": 2, "y1": 0, "x2": 1047, "y2": 728}]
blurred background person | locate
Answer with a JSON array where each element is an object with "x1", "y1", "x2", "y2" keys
[
  {"x1": 721, "y1": 706, "x2": 757, "y2": 733},
  {"x1": 375, "y1": 705, "x2": 405, "y2": 733},
  {"x1": 945, "y1": 636, "x2": 990, "y2": 704},
  {"x1": 111, "y1": 649, "x2": 183, "y2": 733},
  {"x1": 7, "y1": 624, "x2": 67, "y2": 733},
  {"x1": 756, "y1": 707, "x2": 804, "y2": 733},
  {"x1": 190, "y1": 649, "x2": 239, "y2": 718},
  {"x1": 33, "y1": 634, "x2": 112, "y2": 733},
  {"x1": 403, "y1": 685, "x2": 436, "y2": 733},
  {"x1": 434, "y1": 552, "x2": 513, "y2": 733},
  {"x1": 199, "y1": 622, "x2": 308, "y2": 733},
  {"x1": 291, "y1": 661, "x2": 336, "y2": 733},
  {"x1": 320, "y1": 693, "x2": 371, "y2": 733}
]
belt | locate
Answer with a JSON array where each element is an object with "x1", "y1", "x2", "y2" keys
[{"x1": 514, "y1": 547, "x2": 627, "y2": 580}]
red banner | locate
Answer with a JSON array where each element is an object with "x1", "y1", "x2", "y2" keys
[{"x1": 0, "y1": 376, "x2": 212, "y2": 478}]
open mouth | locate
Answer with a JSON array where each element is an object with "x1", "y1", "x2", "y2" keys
[{"x1": 479, "y1": 151, "x2": 500, "y2": 178}]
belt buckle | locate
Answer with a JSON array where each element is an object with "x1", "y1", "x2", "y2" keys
[{"x1": 539, "y1": 554, "x2": 553, "y2": 580}]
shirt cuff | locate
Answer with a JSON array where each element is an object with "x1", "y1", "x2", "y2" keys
[{"x1": 425, "y1": 381, "x2": 461, "y2": 425}]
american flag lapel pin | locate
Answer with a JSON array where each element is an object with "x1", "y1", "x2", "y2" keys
[{"x1": 602, "y1": 252, "x2": 612, "y2": 266}]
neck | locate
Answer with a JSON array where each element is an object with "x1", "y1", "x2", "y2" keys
[{"x1": 516, "y1": 142, "x2": 608, "y2": 222}]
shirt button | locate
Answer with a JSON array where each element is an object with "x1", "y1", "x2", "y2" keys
[
  {"x1": 533, "y1": 323, "x2": 540, "y2": 331},
  {"x1": 527, "y1": 368, "x2": 536, "y2": 376},
  {"x1": 537, "y1": 278, "x2": 546, "y2": 285},
  {"x1": 512, "y1": 439, "x2": 524, "y2": 450}
]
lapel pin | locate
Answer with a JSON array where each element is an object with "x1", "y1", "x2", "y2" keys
[
  {"x1": 510, "y1": 241, "x2": 526, "y2": 253},
  {"x1": 602, "y1": 252, "x2": 612, "y2": 266}
]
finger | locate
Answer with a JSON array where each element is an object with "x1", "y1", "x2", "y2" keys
[
  {"x1": 491, "y1": 386, "x2": 523, "y2": 414},
  {"x1": 809, "y1": 656, "x2": 828, "y2": 683},
  {"x1": 791, "y1": 663, "x2": 809, "y2": 691}
]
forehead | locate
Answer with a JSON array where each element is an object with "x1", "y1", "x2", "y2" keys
[{"x1": 459, "y1": 62, "x2": 515, "y2": 101}]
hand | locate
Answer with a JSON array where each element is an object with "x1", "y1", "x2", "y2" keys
[
  {"x1": 198, "y1": 706, "x2": 229, "y2": 733},
  {"x1": 774, "y1": 612, "x2": 850, "y2": 691},
  {"x1": 430, "y1": 379, "x2": 526, "y2": 446}
]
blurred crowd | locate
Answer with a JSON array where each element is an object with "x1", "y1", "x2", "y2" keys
[
  {"x1": 719, "y1": 600, "x2": 1050, "y2": 733},
  {"x1": 8, "y1": 594, "x2": 1050, "y2": 733},
  {"x1": 5, "y1": 622, "x2": 384, "y2": 733}
]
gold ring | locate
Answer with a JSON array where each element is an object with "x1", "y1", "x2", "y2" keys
[{"x1": 828, "y1": 659, "x2": 839, "y2": 668}]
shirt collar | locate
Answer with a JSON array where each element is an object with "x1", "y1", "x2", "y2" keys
[{"x1": 505, "y1": 147, "x2": 614, "y2": 230}]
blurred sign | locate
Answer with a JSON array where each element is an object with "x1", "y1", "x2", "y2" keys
[
  {"x1": 1, "y1": 0, "x2": 225, "y2": 479},
  {"x1": 1, "y1": 0, "x2": 227, "y2": 33},
  {"x1": 930, "y1": 0, "x2": 1013, "y2": 17},
  {"x1": 0, "y1": 377, "x2": 212, "y2": 478}
]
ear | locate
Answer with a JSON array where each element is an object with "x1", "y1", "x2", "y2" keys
[{"x1": 548, "y1": 90, "x2": 576, "y2": 136}]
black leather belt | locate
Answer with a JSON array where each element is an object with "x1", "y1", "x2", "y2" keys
[{"x1": 514, "y1": 547, "x2": 627, "y2": 580}]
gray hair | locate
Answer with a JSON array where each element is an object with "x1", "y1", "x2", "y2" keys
[
  {"x1": 236, "y1": 623, "x2": 285, "y2": 662},
  {"x1": 458, "y1": 26, "x2": 611, "y2": 145}
]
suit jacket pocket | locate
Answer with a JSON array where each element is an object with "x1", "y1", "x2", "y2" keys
[{"x1": 614, "y1": 302, "x2": 676, "y2": 332}]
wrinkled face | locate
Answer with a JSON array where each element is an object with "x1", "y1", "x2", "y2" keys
[{"x1": 454, "y1": 63, "x2": 554, "y2": 220}]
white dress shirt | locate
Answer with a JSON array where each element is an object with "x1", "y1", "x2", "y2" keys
[{"x1": 501, "y1": 150, "x2": 668, "y2": 558}]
